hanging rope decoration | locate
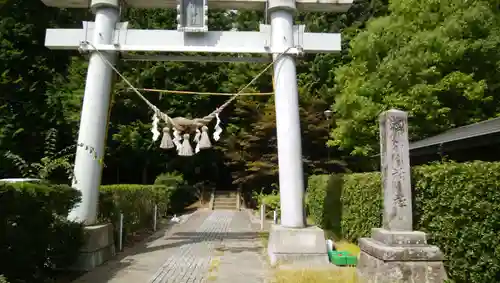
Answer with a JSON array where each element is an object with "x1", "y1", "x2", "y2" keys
[{"x1": 82, "y1": 42, "x2": 291, "y2": 156}]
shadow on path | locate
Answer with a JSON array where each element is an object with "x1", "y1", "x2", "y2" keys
[
  {"x1": 127, "y1": 231, "x2": 261, "y2": 257},
  {"x1": 72, "y1": 210, "x2": 267, "y2": 283}
]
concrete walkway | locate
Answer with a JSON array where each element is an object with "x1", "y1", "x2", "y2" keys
[{"x1": 73, "y1": 209, "x2": 269, "y2": 283}]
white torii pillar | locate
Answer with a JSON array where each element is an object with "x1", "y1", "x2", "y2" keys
[
  {"x1": 41, "y1": 0, "x2": 351, "y2": 267},
  {"x1": 269, "y1": 0, "x2": 304, "y2": 228},
  {"x1": 68, "y1": 0, "x2": 119, "y2": 225}
]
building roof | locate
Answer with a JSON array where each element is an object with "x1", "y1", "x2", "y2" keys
[{"x1": 410, "y1": 117, "x2": 500, "y2": 151}]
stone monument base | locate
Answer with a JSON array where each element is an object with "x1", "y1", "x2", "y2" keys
[
  {"x1": 71, "y1": 223, "x2": 116, "y2": 271},
  {"x1": 267, "y1": 225, "x2": 329, "y2": 267},
  {"x1": 357, "y1": 228, "x2": 447, "y2": 283}
]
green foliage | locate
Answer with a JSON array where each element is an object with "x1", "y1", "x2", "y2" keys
[
  {"x1": 4, "y1": 128, "x2": 73, "y2": 182},
  {"x1": 0, "y1": 275, "x2": 8, "y2": 283},
  {"x1": 307, "y1": 173, "x2": 381, "y2": 241},
  {"x1": 154, "y1": 171, "x2": 195, "y2": 213},
  {"x1": 3, "y1": 128, "x2": 101, "y2": 184},
  {"x1": 223, "y1": 94, "x2": 345, "y2": 196},
  {"x1": 0, "y1": 0, "x2": 391, "y2": 187},
  {"x1": 307, "y1": 161, "x2": 500, "y2": 282},
  {"x1": 99, "y1": 184, "x2": 172, "y2": 239},
  {"x1": 331, "y1": 0, "x2": 500, "y2": 156},
  {"x1": 306, "y1": 175, "x2": 331, "y2": 229},
  {"x1": 0, "y1": 182, "x2": 83, "y2": 283},
  {"x1": 168, "y1": 184, "x2": 197, "y2": 214},
  {"x1": 413, "y1": 161, "x2": 500, "y2": 282},
  {"x1": 252, "y1": 188, "x2": 280, "y2": 218},
  {"x1": 154, "y1": 171, "x2": 185, "y2": 187},
  {"x1": 0, "y1": 0, "x2": 86, "y2": 178}
]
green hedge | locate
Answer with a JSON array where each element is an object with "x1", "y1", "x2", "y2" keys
[
  {"x1": 306, "y1": 161, "x2": 500, "y2": 282},
  {"x1": 0, "y1": 181, "x2": 192, "y2": 282},
  {"x1": 0, "y1": 182, "x2": 83, "y2": 283},
  {"x1": 98, "y1": 184, "x2": 172, "y2": 239},
  {"x1": 154, "y1": 172, "x2": 196, "y2": 213},
  {"x1": 307, "y1": 173, "x2": 382, "y2": 241},
  {"x1": 252, "y1": 189, "x2": 280, "y2": 218}
]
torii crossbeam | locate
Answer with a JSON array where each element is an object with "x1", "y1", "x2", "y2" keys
[{"x1": 41, "y1": 0, "x2": 352, "y2": 268}]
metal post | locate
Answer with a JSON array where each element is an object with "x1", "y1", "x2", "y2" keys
[
  {"x1": 153, "y1": 204, "x2": 158, "y2": 231},
  {"x1": 324, "y1": 110, "x2": 333, "y2": 168},
  {"x1": 269, "y1": 0, "x2": 305, "y2": 228},
  {"x1": 68, "y1": 0, "x2": 119, "y2": 224},
  {"x1": 119, "y1": 213, "x2": 124, "y2": 251},
  {"x1": 260, "y1": 204, "x2": 266, "y2": 231},
  {"x1": 273, "y1": 210, "x2": 278, "y2": 224}
]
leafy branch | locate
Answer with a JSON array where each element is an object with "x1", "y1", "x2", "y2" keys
[{"x1": 4, "y1": 128, "x2": 102, "y2": 183}]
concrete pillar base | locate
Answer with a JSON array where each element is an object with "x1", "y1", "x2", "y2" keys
[
  {"x1": 71, "y1": 223, "x2": 115, "y2": 271},
  {"x1": 267, "y1": 225, "x2": 329, "y2": 267}
]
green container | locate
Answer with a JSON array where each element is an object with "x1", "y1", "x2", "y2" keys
[
  {"x1": 328, "y1": 250, "x2": 358, "y2": 266},
  {"x1": 345, "y1": 253, "x2": 358, "y2": 266}
]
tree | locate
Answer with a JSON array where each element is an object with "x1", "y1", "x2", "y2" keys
[
  {"x1": 331, "y1": 0, "x2": 500, "y2": 157},
  {"x1": 0, "y1": 0, "x2": 86, "y2": 177},
  {"x1": 4, "y1": 129, "x2": 74, "y2": 182},
  {"x1": 0, "y1": 2, "x2": 393, "y2": 187}
]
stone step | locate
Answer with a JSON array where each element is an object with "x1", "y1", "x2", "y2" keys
[
  {"x1": 215, "y1": 192, "x2": 236, "y2": 196},
  {"x1": 212, "y1": 191, "x2": 238, "y2": 210},
  {"x1": 214, "y1": 198, "x2": 236, "y2": 201},
  {"x1": 214, "y1": 195, "x2": 236, "y2": 199},
  {"x1": 214, "y1": 202, "x2": 236, "y2": 206},
  {"x1": 213, "y1": 203, "x2": 237, "y2": 207},
  {"x1": 213, "y1": 205, "x2": 238, "y2": 210}
]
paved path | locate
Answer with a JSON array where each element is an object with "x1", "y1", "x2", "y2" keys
[{"x1": 74, "y1": 209, "x2": 268, "y2": 283}]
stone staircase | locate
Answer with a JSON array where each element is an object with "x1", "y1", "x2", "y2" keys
[{"x1": 212, "y1": 191, "x2": 239, "y2": 210}]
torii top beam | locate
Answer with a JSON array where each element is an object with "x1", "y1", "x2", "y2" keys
[{"x1": 42, "y1": 0, "x2": 352, "y2": 12}]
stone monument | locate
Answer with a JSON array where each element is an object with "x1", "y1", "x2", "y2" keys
[{"x1": 357, "y1": 109, "x2": 448, "y2": 282}]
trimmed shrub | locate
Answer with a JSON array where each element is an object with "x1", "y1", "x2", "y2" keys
[
  {"x1": 168, "y1": 184, "x2": 197, "y2": 213},
  {"x1": 99, "y1": 184, "x2": 172, "y2": 239},
  {"x1": 154, "y1": 171, "x2": 184, "y2": 187},
  {"x1": 306, "y1": 175, "x2": 332, "y2": 229},
  {"x1": 306, "y1": 161, "x2": 500, "y2": 282},
  {"x1": 0, "y1": 182, "x2": 83, "y2": 283},
  {"x1": 154, "y1": 172, "x2": 196, "y2": 213},
  {"x1": 253, "y1": 189, "x2": 280, "y2": 218},
  {"x1": 307, "y1": 173, "x2": 381, "y2": 241},
  {"x1": 413, "y1": 162, "x2": 500, "y2": 282}
]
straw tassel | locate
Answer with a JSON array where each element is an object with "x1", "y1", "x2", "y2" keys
[
  {"x1": 178, "y1": 133, "x2": 194, "y2": 156},
  {"x1": 160, "y1": 127, "x2": 174, "y2": 149},
  {"x1": 173, "y1": 129, "x2": 182, "y2": 151},
  {"x1": 198, "y1": 126, "x2": 212, "y2": 150},
  {"x1": 213, "y1": 113, "x2": 222, "y2": 141},
  {"x1": 151, "y1": 114, "x2": 161, "y2": 142},
  {"x1": 194, "y1": 128, "x2": 201, "y2": 154}
]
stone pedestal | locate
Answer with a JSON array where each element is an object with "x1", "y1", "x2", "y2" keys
[
  {"x1": 267, "y1": 225, "x2": 329, "y2": 267},
  {"x1": 71, "y1": 223, "x2": 115, "y2": 271},
  {"x1": 356, "y1": 110, "x2": 448, "y2": 282},
  {"x1": 357, "y1": 229, "x2": 447, "y2": 282}
]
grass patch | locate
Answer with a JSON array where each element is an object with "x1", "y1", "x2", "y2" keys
[
  {"x1": 334, "y1": 240, "x2": 360, "y2": 256},
  {"x1": 273, "y1": 267, "x2": 359, "y2": 283},
  {"x1": 207, "y1": 257, "x2": 220, "y2": 272},
  {"x1": 259, "y1": 231, "x2": 269, "y2": 247},
  {"x1": 206, "y1": 257, "x2": 221, "y2": 281},
  {"x1": 306, "y1": 216, "x2": 316, "y2": 225},
  {"x1": 207, "y1": 275, "x2": 218, "y2": 281}
]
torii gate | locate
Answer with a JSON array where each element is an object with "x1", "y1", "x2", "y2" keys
[{"x1": 41, "y1": 0, "x2": 351, "y2": 267}]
